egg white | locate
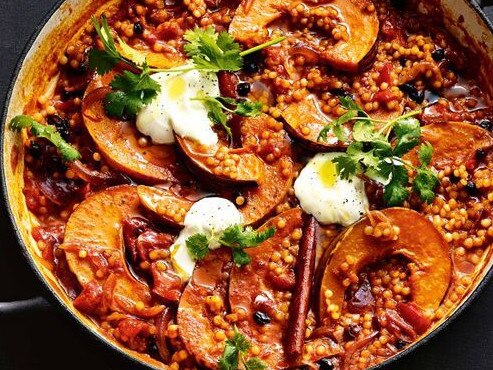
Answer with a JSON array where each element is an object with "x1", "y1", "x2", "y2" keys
[
  {"x1": 294, "y1": 153, "x2": 369, "y2": 227},
  {"x1": 170, "y1": 197, "x2": 243, "y2": 281},
  {"x1": 136, "y1": 69, "x2": 220, "y2": 146}
]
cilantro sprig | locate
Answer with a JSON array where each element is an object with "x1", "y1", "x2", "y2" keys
[
  {"x1": 218, "y1": 329, "x2": 267, "y2": 370},
  {"x1": 186, "y1": 224, "x2": 275, "y2": 266},
  {"x1": 88, "y1": 17, "x2": 285, "y2": 119},
  {"x1": 323, "y1": 98, "x2": 438, "y2": 206},
  {"x1": 9, "y1": 115, "x2": 81, "y2": 162},
  {"x1": 193, "y1": 94, "x2": 263, "y2": 137}
]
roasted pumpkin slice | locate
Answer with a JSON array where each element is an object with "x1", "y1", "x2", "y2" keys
[
  {"x1": 175, "y1": 136, "x2": 263, "y2": 186},
  {"x1": 82, "y1": 87, "x2": 181, "y2": 183},
  {"x1": 177, "y1": 249, "x2": 233, "y2": 369},
  {"x1": 137, "y1": 185, "x2": 194, "y2": 227},
  {"x1": 229, "y1": 208, "x2": 303, "y2": 369},
  {"x1": 229, "y1": 0, "x2": 379, "y2": 71},
  {"x1": 63, "y1": 185, "x2": 164, "y2": 317},
  {"x1": 116, "y1": 43, "x2": 185, "y2": 70},
  {"x1": 319, "y1": 208, "x2": 452, "y2": 324},
  {"x1": 282, "y1": 95, "x2": 350, "y2": 151},
  {"x1": 238, "y1": 114, "x2": 294, "y2": 225},
  {"x1": 404, "y1": 121, "x2": 493, "y2": 170}
]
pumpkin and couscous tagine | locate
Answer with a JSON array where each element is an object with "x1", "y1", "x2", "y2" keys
[{"x1": 8, "y1": 0, "x2": 493, "y2": 369}]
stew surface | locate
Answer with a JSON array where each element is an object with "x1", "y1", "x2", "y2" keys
[{"x1": 11, "y1": 0, "x2": 493, "y2": 369}]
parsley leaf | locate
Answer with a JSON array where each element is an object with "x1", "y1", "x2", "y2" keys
[
  {"x1": 413, "y1": 142, "x2": 438, "y2": 203},
  {"x1": 185, "y1": 225, "x2": 275, "y2": 267},
  {"x1": 185, "y1": 233, "x2": 210, "y2": 261},
  {"x1": 218, "y1": 330, "x2": 266, "y2": 370},
  {"x1": 10, "y1": 115, "x2": 81, "y2": 162},
  {"x1": 393, "y1": 117, "x2": 421, "y2": 156}
]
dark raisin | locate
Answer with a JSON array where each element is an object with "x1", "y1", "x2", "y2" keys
[
  {"x1": 236, "y1": 82, "x2": 251, "y2": 97},
  {"x1": 253, "y1": 311, "x2": 271, "y2": 325},
  {"x1": 395, "y1": 339, "x2": 408, "y2": 349},
  {"x1": 465, "y1": 181, "x2": 478, "y2": 196},
  {"x1": 317, "y1": 358, "x2": 334, "y2": 370},
  {"x1": 449, "y1": 174, "x2": 460, "y2": 184},
  {"x1": 476, "y1": 148, "x2": 487, "y2": 160},
  {"x1": 48, "y1": 115, "x2": 71, "y2": 141},
  {"x1": 431, "y1": 48, "x2": 445, "y2": 62},
  {"x1": 331, "y1": 88, "x2": 352, "y2": 98},
  {"x1": 243, "y1": 55, "x2": 261, "y2": 74},
  {"x1": 362, "y1": 142, "x2": 373, "y2": 152},
  {"x1": 134, "y1": 22, "x2": 144, "y2": 35},
  {"x1": 479, "y1": 119, "x2": 493, "y2": 132},
  {"x1": 28, "y1": 140, "x2": 43, "y2": 159},
  {"x1": 399, "y1": 84, "x2": 424, "y2": 103}
]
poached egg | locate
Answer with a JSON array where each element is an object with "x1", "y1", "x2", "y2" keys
[
  {"x1": 294, "y1": 153, "x2": 369, "y2": 226},
  {"x1": 136, "y1": 69, "x2": 220, "y2": 146},
  {"x1": 170, "y1": 197, "x2": 243, "y2": 281}
]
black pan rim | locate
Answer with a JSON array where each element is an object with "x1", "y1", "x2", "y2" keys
[{"x1": 1, "y1": 1, "x2": 493, "y2": 370}]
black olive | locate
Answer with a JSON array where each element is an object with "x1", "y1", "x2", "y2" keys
[
  {"x1": 465, "y1": 181, "x2": 478, "y2": 196},
  {"x1": 431, "y1": 48, "x2": 446, "y2": 62},
  {"x1": 48, "y1": 115, "x2": 71, "y2": 141},
  {"x1": 237, "y1": 82, "x2": 251, "y2": 97},
  {"x1": 399, "y1": 84, "x2": 425, "y2": 104},
  {"x1": 317, "y1": 358, "x2": 334, "y2": 370},
  {"x1": 476, "y1": 148, "x2": 487, "y2": 160},
  {"x1": 28, "y1": 140, "x2": 43, "y2": 159},
  {"x1": 134, "y1": 22, "x2": 144, "y2": 35},
  {"x1": 395, "y1": 339, "x2": 408, "y2": 349},
  {"x1": 253, "y1": 311, "x2": 271, "y2": 325},
  {"x1": 479, "y1": 119, "x2": 493, "y2": 132}
]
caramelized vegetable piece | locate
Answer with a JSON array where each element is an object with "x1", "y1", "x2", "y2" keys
[
  {"x1": 238, "y1": 114, "x2": 294, "y2": 225},
  {"x1": 137, "y1": 185, "x2": 194, "y2": 227},
  {"x1": 116, "y1": 43, "x2": 185, "y2": 69},
  {"x1": 175, "y1": 135, "x2": 263, "y2": 186},
  {"x1": 319, "y1": 208, "x2": 452, "y2": 323},
  {"x1": 229, "y1": 208, "x2": 303, "y2": 368},
  {"x1": 282, "y1": 96, "x2": 349, "y2": 151},
  {"x1": 82, "y1": 87, "x2": 181, "y2": 183},
  {"x1": 63, "y1": 185, "x2": 163, "y2": 318},
  {"x1": 286, "y1": 216, "x2": 317, "y2": 361},
  {"x1": 229, "y1": 0, "x2": 379, "y2": 71},
  {"x1": 321, "y1": 0, "x2": 379, "y2": 72},
  {"x1": 177, "y1": 249, "x2": 233, "y2": 368},
  {"x1": 404, "y1": 121, "x2": 493, "y2": 170}
]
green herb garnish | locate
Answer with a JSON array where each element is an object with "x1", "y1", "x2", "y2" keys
[
  {"x1": 322, "y1": 98, "x2": 438, "y2": 206},
  {"x1": 193, "y1": 94, "x2": 263, "y2": 137},
  {"x1": 186, "y1": 224, "x2": 275, "y2": 266},
  {"x1": 218, "y1": 329, "x2": 267, "y2": 370},
  {"x1": 88, "y1": 17, "x2": 285, "y2": 119},
  {"x1": 9, "y1": 115, "x2": 81, "y2": 162}
]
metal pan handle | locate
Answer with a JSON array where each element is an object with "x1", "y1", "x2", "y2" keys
[{"x1": 0, "y1": 296, "x2": 51, "y2": 316}]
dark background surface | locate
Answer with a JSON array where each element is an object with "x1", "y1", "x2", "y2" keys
[{"x1": 1, "y1": 0, "x2": 493, "y2": 369}]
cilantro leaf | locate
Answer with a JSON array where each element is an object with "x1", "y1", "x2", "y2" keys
[
  {"x1": 244, "y1": 358, "x2": 268, "y2": 370},
  {"x1": 88, "y1": 49, "x2": 120, "y2": 75},
  {"x1": 413, "y1": 167, "x2": 439, "y2": 203},
  {"x1": 419, "y1": 142, "x2": 434, "y2": 166},
  {"x1": 105, "y1": 67, "x2": 161, "y2": 119},
  {"x1": 183, "y1": 27, "x2": 243, "y2": 72},
  {"x1": 393, "y1": 117, "x2": 421, "y2": 156},
  {"x1": 10, "y1": 115, "x2": 81, "y2": 162},
  {"x1": 219, "y1": 225, "x2": 276, "y2": 248},
  {"x1": 218, "y1": 330, "x2": 266, "y2": 370},
  {"x1": 318, "y1": 110, "x2": 356, "y2": 143},
  {"x1": 234, "y1": 100, "x2": 263, "y2": 117},
  {"x1": 333, "y1": 154, "x2": 359, "y2": 180},
  {"x1": 383, "y1": 166, "x2": 409, "y2": 206},
  {"x1": 231, "y1": 249, "x2": 251, "y2": 266},
  {"x1": 185, "y1": 233, "x2": 210, "y2": 261}
]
